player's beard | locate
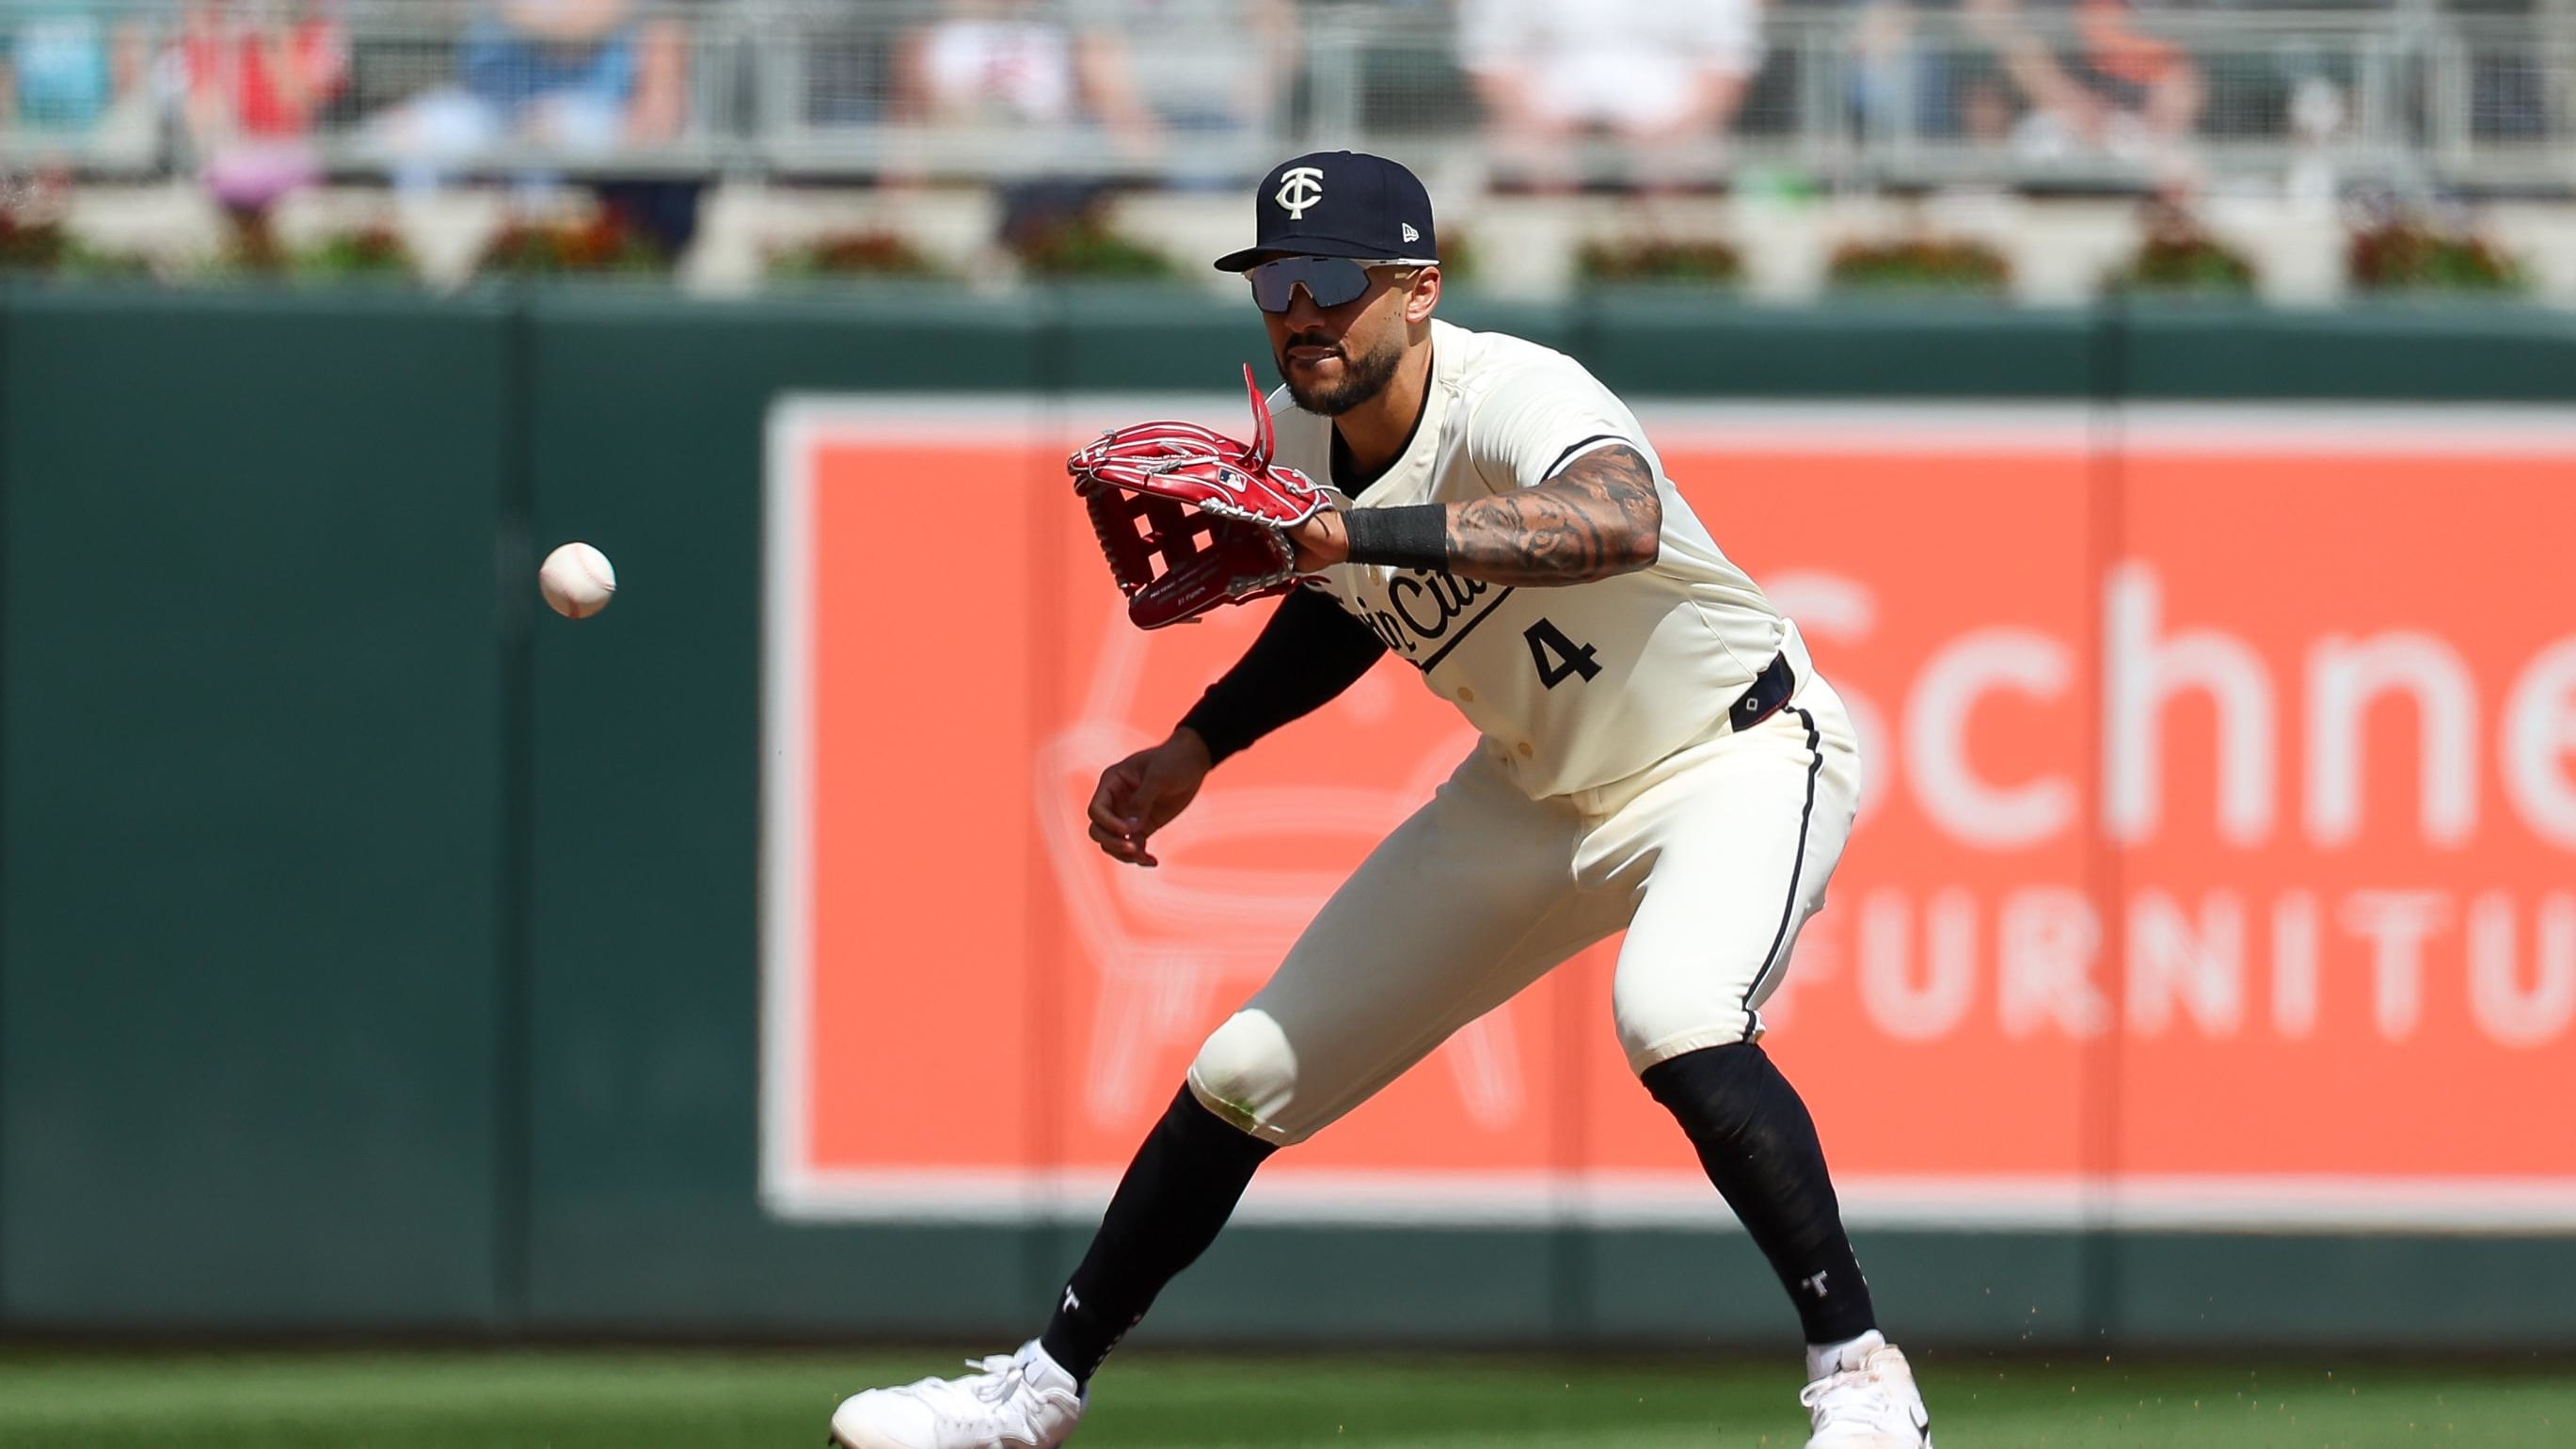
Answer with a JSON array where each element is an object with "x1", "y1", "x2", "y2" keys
[{"x1": 1277, "y1": 330, "x2": 1404, "y2": 417}]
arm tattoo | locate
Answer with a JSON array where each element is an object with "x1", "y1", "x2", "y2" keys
[{"x1": 1444, "y1": 443, "x2": 1663, "y2": 585}]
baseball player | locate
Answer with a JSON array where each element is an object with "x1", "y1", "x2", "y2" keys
[{"x1": 830, "y1": 151, "x2": 1933, "y2": 1449}]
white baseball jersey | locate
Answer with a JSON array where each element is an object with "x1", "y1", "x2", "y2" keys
[{"x1": 1272, "y1": 318, "x2": 1803, "y2": 799}]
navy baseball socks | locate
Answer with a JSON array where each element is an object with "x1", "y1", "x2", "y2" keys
[
  {"x1": 1040, "y1": 1087, "x2": 1277, "y2": 1385},
  {"x1": 1640, "y1": 1042, "x2": 1880, "y2": 1347},
  {"x1": 1644, "y1": 1044, "x2": 1931, "y2": 1446},
  {"x1": 1039, "y1": 1051, "x2": 1876, "y2": 1377},
  {"x1": 1004, "y1": 1053, "x2": 1918, "y2": 1444}
]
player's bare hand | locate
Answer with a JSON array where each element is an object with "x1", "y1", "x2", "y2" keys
[
  {"x1": 1285, "y1": 507, "x2": 1350, "y2": 573},
  {"x1": 1086, "y1": 728, "x2": 1214, "y2": 868}
]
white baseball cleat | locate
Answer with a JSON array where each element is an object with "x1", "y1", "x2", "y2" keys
[
  {"x1": 829, "y1": 1340, "x2": 1085, "y2": 1449},
  {"x1": 1800, "y1": 1331, "x2": 1933, "y2": 1447}
]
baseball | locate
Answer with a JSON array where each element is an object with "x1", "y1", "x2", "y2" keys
[{"x1": 539, "y1": 541, "x2": 617, "y2": 619}]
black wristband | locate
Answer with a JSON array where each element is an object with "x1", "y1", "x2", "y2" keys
[{"x1": 1342, "y1": 503, "x2": 1451, "y2": 571}]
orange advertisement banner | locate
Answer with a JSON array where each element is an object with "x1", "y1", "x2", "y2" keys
[{"x1": 762, "y1": 402, "x2": 2576, "y2": 1231}]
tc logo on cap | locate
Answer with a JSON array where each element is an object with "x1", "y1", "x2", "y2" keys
[{"x1": 1274, "y1": 166, "x2": 1325, "y2": 220}]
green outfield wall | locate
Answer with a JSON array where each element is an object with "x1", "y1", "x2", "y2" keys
[{"x1": 1, "y1": 283, "x2": 2571, "y2": 1347}]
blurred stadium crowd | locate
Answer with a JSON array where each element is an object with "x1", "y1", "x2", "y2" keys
[
  {"x1": 8, "y1": 1, "x2": 2574, "y2": 191},
  {"x1": 2, "y1": 0, "x2": 2571, "y2": 290}
]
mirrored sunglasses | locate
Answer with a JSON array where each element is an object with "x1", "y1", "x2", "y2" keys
[{"x1": 1247, "y1": 256, "x2": 1429, "y2": 313}]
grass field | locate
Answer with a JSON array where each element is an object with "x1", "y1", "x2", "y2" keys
[{"x1": 1, "y1": 1347, "x2": 2568, "y2": 1448}]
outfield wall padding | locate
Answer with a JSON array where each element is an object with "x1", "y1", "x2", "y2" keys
[{"x1": 0, "y1": 284, "x2": 2568, "y2": 1346}]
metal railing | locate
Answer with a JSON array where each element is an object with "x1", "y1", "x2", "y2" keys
[{"x1": 1, "y1": 1, "x2": 2569, "y2": 196}]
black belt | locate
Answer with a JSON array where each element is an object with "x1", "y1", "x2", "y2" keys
[{"x1": 1725, "y1": 653, "x2": 1797, "y2": 734}]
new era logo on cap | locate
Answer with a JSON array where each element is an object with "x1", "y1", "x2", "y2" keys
[{"x1": 1216, "y1": 150, "x2": 1439, "y2": 272}]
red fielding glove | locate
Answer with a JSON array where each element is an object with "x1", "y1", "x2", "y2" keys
[{"x1": 1069, "y1": 364, "x2": 1330, "y2": 629}]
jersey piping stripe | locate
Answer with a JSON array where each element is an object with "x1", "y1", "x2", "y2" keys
[
  {"x1": 1539, "y1": 433, "x2": 1630, "y2": 481},
  {"x1": 1413, "y1": 585, "x2": 1518, "y2": 672},
  {"x1": 1741, "y1": 706, "x2": 1823, "y2": 1039}
]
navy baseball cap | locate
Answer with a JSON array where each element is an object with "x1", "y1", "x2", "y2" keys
[{"x1": 1213, "y1": 151, "x2": 1439, "y2": 272}]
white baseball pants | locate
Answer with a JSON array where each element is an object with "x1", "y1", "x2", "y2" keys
[{"x1": 1186, "y1": 675, "x2": 1864, "y2": 1145}]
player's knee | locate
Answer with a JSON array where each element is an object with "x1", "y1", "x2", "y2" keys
[
  {"x1": 1613, "y1": 982, "x2": 1763, "y2": 1070},
  {"x1": 1186, "y1": 1010, "x2": 1299, "y2": 1137}
]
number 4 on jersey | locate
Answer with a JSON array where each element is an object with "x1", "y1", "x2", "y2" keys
[{"x1": 1523, "y1": 618, "x2": 1601, "y2": 689}]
